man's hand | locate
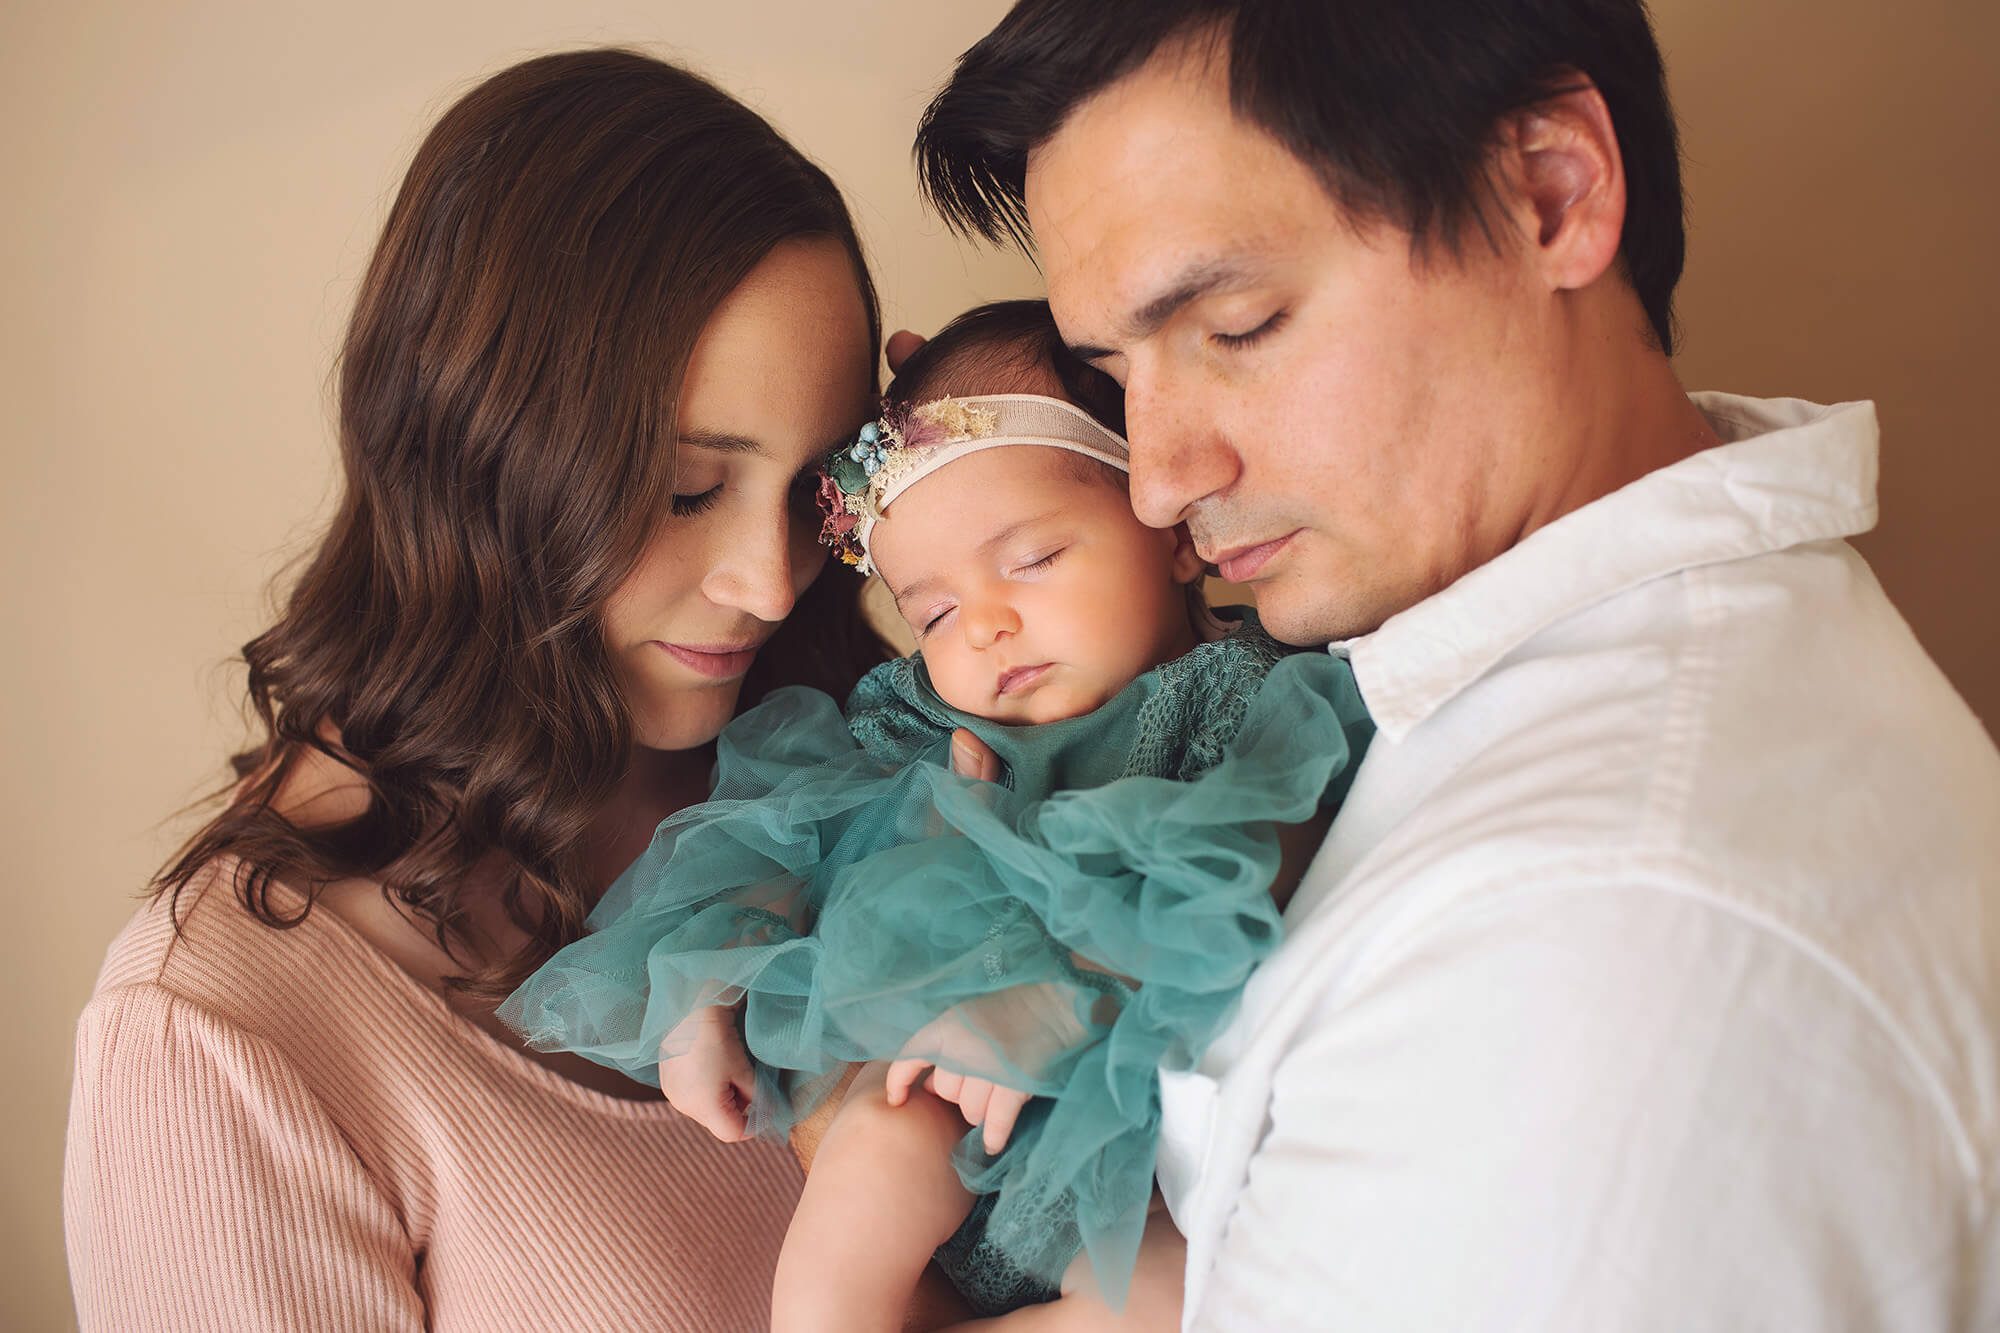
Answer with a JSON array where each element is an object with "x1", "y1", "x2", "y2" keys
[
  {"x1": 950, "y1": 727, "x2": 1002, "y2": 784},
  {"x1": 657, "y1": 1004, "x2": 757, "y2": 1142},
  {"x1": 886, "y1": 328, "x2": 927, "y2": 375}
]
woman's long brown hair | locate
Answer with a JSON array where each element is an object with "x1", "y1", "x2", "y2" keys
[{"x1": 156, "y1": 48, "x2": 889, "y2": 996}]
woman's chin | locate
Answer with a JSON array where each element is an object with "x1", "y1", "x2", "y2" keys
[{"x1": 630, "y1": 686, "x2": 741, "y2": 753}]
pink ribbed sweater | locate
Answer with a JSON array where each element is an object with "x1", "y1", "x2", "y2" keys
[{"x1": 63, "y1": 867, "x2": 804, "y2": 1330}]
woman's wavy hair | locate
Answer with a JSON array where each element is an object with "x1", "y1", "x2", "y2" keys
[{"x1": 157, "y1": 48, "x2": 890, "y2": 996}]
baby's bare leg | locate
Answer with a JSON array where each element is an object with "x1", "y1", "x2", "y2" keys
[{"x1": 772, "y1": 1060, "x2": 979, "y2": 1333}]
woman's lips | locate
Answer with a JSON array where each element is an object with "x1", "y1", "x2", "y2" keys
[
  {"x1": 996, "y1": 663, "x2": 1054, "y2": 697},
  {"x1": 656, "y1": 641, "x2": 762, "y2": 680},
  {"x1": 1212, "y1": 531, "x2": 1299, "y2": 583}
]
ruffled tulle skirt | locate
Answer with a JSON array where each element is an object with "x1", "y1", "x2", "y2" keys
[{"x1": 502, "y1": 650, "x2": 1368, "y2": 1309}]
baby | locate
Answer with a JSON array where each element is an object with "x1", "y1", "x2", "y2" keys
[{"x1": 502, "y1": 301, "x2": 1373, "y2": 1325}]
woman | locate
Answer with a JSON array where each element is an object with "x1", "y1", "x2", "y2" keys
[{"x1": 63, "y1": 48, "x2": 890, "y2": 1329}]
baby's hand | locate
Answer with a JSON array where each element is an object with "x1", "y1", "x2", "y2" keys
[
  {"x1": 884, "y1": 1057, "x2": 1033, "y2": 1156},
  {"x1": 658, "y1": 1005, "x2": 756, "y2": 1143}
]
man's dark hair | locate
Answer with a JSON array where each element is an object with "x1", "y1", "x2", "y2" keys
[
  {"x1": 887, "y1": 298, "x2": 1127, "y2": 435},
  {"x1": 915, "y1": 0, "x2": 1685, "y2": 353}
]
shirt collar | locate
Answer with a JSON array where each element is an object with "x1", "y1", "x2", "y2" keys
[{"x1": 1332, "y1": 393, "x2": 1881, "y2": 742}]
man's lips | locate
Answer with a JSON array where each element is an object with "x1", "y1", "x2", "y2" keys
[
  {"x1": 655, "y1": 640, "x2": 765, "y2": 679},
  {"x1": 1208, "y1": 531, "x2": 1299, "y2": 583},
  {"x1": 996, "y1": 663, "x2": 1054, "y2": 697}
]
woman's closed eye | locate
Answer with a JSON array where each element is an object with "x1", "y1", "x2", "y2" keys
[{"x1": 671, "y1": 484, "x2": 723, "y2": 517}]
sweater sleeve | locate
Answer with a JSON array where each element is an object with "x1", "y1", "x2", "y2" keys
[{"x1": 64, "y1": 982, "x2": 426, "y2": 1332}]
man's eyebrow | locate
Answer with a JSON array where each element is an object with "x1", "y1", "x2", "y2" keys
[
  {"x1": 1065, "y1": 256, "x2": 1263, "y2": 363},
  {"x1": 678, "y1": 428, "x2": 767, "y2": 456}
]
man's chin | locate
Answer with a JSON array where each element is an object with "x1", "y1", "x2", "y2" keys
[
  {"x1": 1251, "y1": 579, "x2": 1374, "y2": 649},
  {"x1": 1248, "y1": 580, "x2": 1344, "y2": 648}
]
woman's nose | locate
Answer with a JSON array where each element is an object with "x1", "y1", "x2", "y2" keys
[
  {"x1": 1123, "y1": 372, "x2": 1242, "y2": 530},
  {"x1": 701, "y1": 512, "x2": 814, "y2": 624},
  {"x1": 960, "y1": 597, "x2": 1021, "y2": 651}
]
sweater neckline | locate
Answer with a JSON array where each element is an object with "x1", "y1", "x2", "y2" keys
[{"x1": 212, "y1": 867, "x2": 686, "y2": 1124}]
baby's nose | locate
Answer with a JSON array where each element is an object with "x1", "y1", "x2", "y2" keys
[{"x1": 962, "y1": 599, "x2": 1021, "y2": 649}]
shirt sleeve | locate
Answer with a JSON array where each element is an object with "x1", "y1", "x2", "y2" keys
[
  {"x1": 64, "y1": 982, "x2": 426, "y2": 1332},
  {"x1": 1186, "y1": 878, "x2": 1975, "y2": 1332}
]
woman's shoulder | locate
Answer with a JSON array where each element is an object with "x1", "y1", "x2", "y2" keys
[
  {"x1": 93, "y1": 861, "x2": 350, "y2": 1017},
  {"x1": 82, "y1": 860, "x2": 464, "y2": 1100}
]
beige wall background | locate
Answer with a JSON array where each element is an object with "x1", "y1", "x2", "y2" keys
[{"x1": 3, "y1": 1, "x2": 1993, "y2": 1326}]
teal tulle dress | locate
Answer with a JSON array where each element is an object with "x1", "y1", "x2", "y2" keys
[{"x1": 500, "y1": 613, "x2": 1373, "y2": 1313}]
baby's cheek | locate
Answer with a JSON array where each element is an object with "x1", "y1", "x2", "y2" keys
[{"x1": 929, "y1": 657, "x2": 983, "y2": 714}]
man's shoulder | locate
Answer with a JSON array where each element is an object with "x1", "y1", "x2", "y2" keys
[
  {"x1": 1338, "y1": 537, "x2": 1995, "y2": 899},
  {"x1": 1257, "y1": 541, "x2": 2000, "y2": 1157}
]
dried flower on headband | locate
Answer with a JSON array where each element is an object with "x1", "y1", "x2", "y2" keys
[{"x1": 814, "y1": 394, "x2": 1131, "y2": 577}]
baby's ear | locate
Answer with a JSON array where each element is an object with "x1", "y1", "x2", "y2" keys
[{"x1": 1167, "y1": 523, "x2": 1206, "y2": 584}]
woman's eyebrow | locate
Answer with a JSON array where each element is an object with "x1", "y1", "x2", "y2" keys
[{"x1": 678, "y1": 428, "x2": 766, "y2": 456}]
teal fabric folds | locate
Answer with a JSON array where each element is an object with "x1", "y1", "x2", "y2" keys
[{"x1": 500, "y1": 615, "x2": 1373, "y2": 1309}]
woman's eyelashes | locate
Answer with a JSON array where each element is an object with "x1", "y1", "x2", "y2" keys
[
  {"x1": 674, "y1": 469, "x2": 827, "y2": 523},
  {"x1": 1211, "y1": 308, "x2": 1289, "y2": 351},
  {"x1": 671, "y1": 484, "x2": 722, "y2": 517}
]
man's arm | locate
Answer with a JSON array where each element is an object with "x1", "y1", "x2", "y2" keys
[{"x1": 1188, "y1": 877, "x2": 1970, "y2": 1331}]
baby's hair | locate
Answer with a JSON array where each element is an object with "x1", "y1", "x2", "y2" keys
[{"x1": 886, "y1": 300, "x2": 1127, "y2": 488}]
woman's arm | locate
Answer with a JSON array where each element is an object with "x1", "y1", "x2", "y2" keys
[{"x1": 65, "y1": 983, "x2": 424, "y2": 1331}]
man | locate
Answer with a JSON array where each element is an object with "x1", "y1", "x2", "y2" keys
[{"x1": 915, "y1": 2, "x2": 2000, "y2": 1327}]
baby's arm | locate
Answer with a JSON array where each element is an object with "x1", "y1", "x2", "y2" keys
[{"x1": 656, "y1": 1002, "x2": 758, "y2": 1142}]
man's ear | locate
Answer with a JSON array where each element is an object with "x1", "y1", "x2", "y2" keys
[
  {"x1": 1497, "y1": 78, "x2": 1627, "y2": 293},
  {"x1": 1167, "y1": 522, "x2": 1206, "y2": 584}
]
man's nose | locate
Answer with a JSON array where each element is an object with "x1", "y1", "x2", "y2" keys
[{"x1": 1123, "y1": 372, "x2": 1242, "y2": 530}]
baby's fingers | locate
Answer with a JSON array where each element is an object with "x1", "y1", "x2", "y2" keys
[
  {"x1": 884, "y1": 1058, "x2": 933, "y2": 1107},
  {"x1": 955, "y1": 1079, "x2": 994, "y2": 1131},
  {"x1": 929, "y1": 1068, "x2": 966, "y2": 1104},
  {"x1": 663, "y1": 1074, "x2": 750, "y2": 1143},
  {"x1": 981, "y1": 1088, "x2": 1031, "y2": 1155}
]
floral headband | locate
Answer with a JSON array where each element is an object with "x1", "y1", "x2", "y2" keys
[{"x1": 815, "y1": 393, "x2": 1131, "y2": 576}]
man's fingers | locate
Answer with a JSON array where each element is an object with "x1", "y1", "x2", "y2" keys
[
  {"x1": 885, "y1": 328, "x2": 927, "y2": 374},
  {"x1": 982, "y1": 1090, "x2": 1028, "y2": 1155},
  {"x1": 950, "y1": 728, "x2": 1002, "y2": 783}
]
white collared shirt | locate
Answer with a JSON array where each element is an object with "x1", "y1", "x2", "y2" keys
[{"x1": 1162, "y1": 394, "x2": 2000, "y2": 1331}]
